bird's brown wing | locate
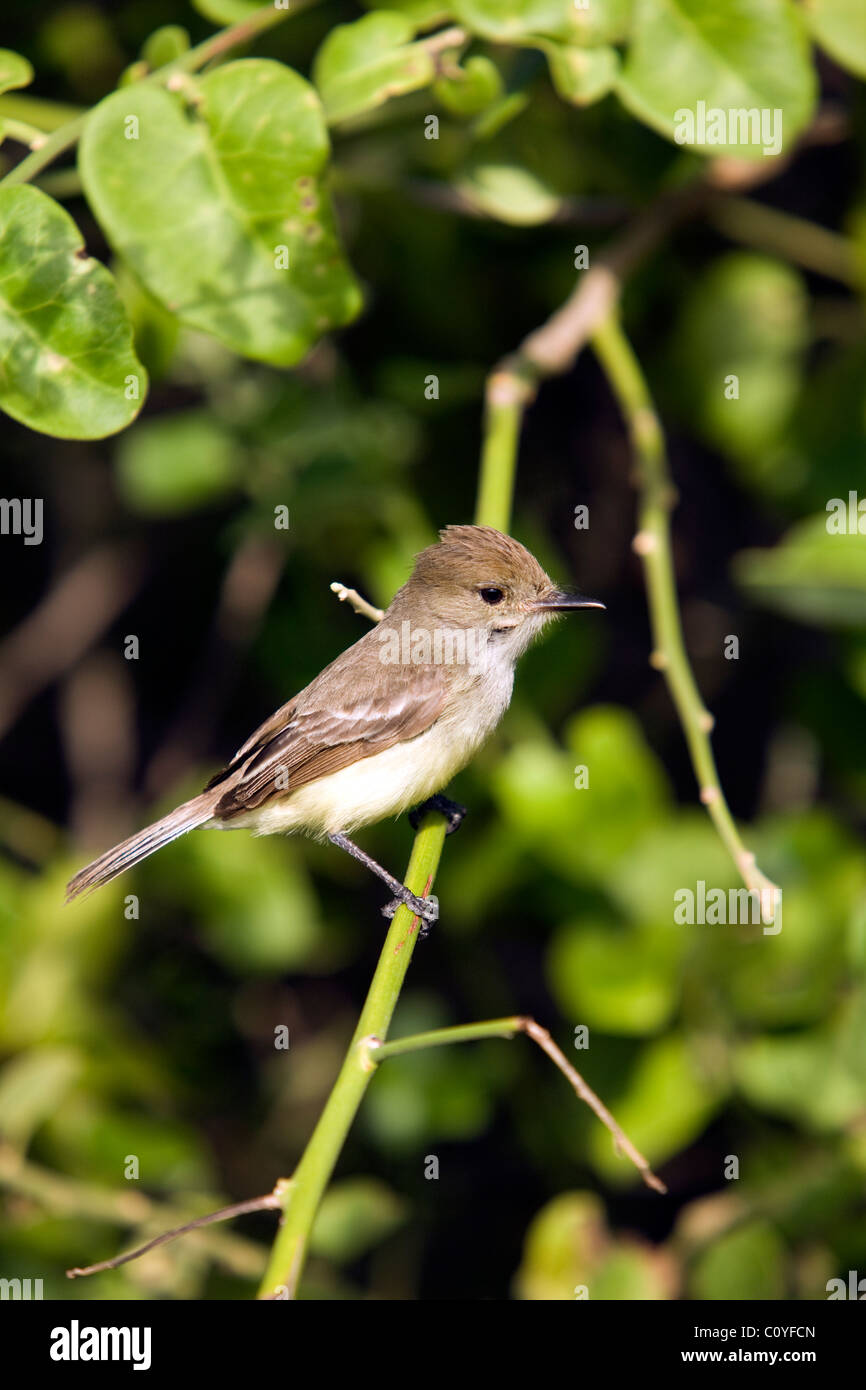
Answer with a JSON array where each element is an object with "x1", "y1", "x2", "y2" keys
[{"x1": 209, "y1": 664, "x2": 448, "y2": 818}]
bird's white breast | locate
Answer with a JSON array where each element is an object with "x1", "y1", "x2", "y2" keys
[{"x1": 228, "y1": 641, "x2": 517, "y2": 839}]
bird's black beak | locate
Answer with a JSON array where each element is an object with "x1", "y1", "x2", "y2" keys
[{"x1": 531, "y1": 589, "x2": 606, "y2": 613}]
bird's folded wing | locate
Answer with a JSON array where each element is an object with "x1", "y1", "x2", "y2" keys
[{"x1": 209, "y1": 664, "x2": 448, "y2": 816}]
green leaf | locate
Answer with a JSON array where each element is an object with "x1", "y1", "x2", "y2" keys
[
  {"x1": 310, "y1": 1178, "x2": 407, "y2": 1263},
  {"x1": 434, "y1": 55, "x2": 503, "y2": 116},
  {"x1": 0, "y1": 185, "x2": 147, "y2": 439},
  {"x1": 0, "y1": 1047, "x2": 82, "y2": 1145},
  {"x1": 0, "y1": 49, "x2": 34, "y2": 95},
  {"x1": 668, "y1": 252, "x2": 808, "y2": 484},
  {"x1": 190, "y1": 0, "x2": 262, "y2": 22},
  {"x1": 313, "y1": 13, "x2": 437, "y2": 124},
  {"x1": 548, "y1": 920, "x2": 682, "y2": 1035},
  {"x1": 804, "y1": 0, "x2": 866, "y2": 79},
  {"x1": 361, "y1": 0, "x2": 454, "y2": 25},
  {"x1": 734, "y1": 515, "x2": 866, "y2": 628},
  {"x1": 734, "y1": 1018, "x2": 866, "y2": 1132},
  {"x1": 79, "y1": 60, "x2": 362, "y2": 367},
  {"x1": 618, "y1": 0, "x2": 815, "y2": 158},
  {"x1": 141, "y1": 25, "x2": 190, "y2": 69},
  {"x1": 541, "y1": 41, "x2": 619, "y2": 106},
  {"x1": 514, "y1": 1192, "x2": 608, "y2": 1299},
  {"x1": 116, "y1": 411, "x2": 238, "y2": 515},
  {"x1": 514, "y1": 1191, "x2": 672, "y2": 1299},
  {"x1": 453, "y1": 0, "x2": 630, "y2": 42},
  {"x1": 689, "y1": 1220, "x2": 786, "y2": 1300},
  {"x1": 455, "y1": 159, "x2": 561, "y2": 223}
]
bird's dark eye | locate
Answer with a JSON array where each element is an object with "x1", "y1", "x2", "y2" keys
[{"x1": 478, "y1": 586, "x2": 505, "y2": 605}]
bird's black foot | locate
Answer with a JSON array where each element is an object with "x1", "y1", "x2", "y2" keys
[
  {"x1": 381, "y1": 888, "x2": 440, "y2": 933},
  {"x1": 409, "y1": 794, "x2": 466, "y2": 835}
]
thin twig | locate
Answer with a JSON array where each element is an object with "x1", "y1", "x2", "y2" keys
[
  {"x1": 330, "y1": 581, "x2": 384, "y2": 623},
  {"x1": 66, "y1": 1190, "x2": 284, "y2": 1280},
  {"x1": 366, "y1": 1016, "x2": 666, "y2": 1193}
]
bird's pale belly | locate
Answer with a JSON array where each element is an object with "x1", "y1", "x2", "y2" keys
[{"x1": 222, "y1": 664, "x2": 514, "y2": 840}]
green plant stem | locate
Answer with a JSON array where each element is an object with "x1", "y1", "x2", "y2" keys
[
  {"x1": 474, "y1": 382, "x2": 528, "y2": 530},
  {"x1": 257, "y1": 811, "x2": 448, "y2": 1299},
  {"x1": 590, "y1": 314, "x2": 779, "y2": 907},
  {"x1": 709, "y1": 195, "x2": 857, "y2": 287},
  {"x1": 372, "y1": 1017, "x2": 523, "y2": 1058},
  {"x1": 1, "y1": 118, "x2": 49, "y2": 147},
  {"x1": 0, "y1": 1, "x2": 310, "y2": 188}
]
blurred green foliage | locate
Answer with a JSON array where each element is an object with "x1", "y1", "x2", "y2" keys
[{"x1": 0, "y1": 0, "x2": 865, "y2": 1301}]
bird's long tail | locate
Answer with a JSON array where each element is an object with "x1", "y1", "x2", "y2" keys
[{"x1": 65, "y1": 791, "x2": 217, "y2": 901}]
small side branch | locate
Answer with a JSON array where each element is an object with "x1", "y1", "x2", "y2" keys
[
  {"x1": 364, "y1": 1015, "x2": 667, "y2": 1194},
  {"x1": 66, "y1": 1188, "x2": 286, "y2": 1280},
  {"x1": 330, "y1": 581, "x2": 384, "y2": 624}
]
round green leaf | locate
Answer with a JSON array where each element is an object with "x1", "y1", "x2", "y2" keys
[
  {"x1": 455, "y1": 159, "x2": 561, "y2": 224},
  {"x1": 548, "y1": 921, "x2": 682, "y2": 1035},
  {"x1": 313, "y1": 12, "x2": 436, "y2": 124},
  {"x1": 361, "y1": 0, "x2": 454, "y2": 25},
  {"x1": 116, "y1": 411, "x2": 238, "y2": 515},
  {"x1": 79, "y1": 60, "x2": 362, "y2": 367},
  {"x1": 434, "y1": 55, "x2": 503, "y2": 115},
  {"x1": 669, "y1": 251, "x2": 808, "y2": 480},
  {"x1": 618, "y1": 0, "x2": 816, "y2": 159},
  {"x1": 190, "y1": 0, "x2": 262, "y2": 22},
  {"x1": 0, "y1": 185, "x2": 147, "y2": 439},
  {"x1": 452, "y1": 1, "x2": 632, "y2": 43},
  {"x1": 541, "y1": 40, "x2": 619, "y2": 105},
  {"x1": 141, "y1": 25, "x2": 190, "y2": 69},
  {"x1": 805, "y1": 0, "x2": 866, "y2": 78},
  {"x1": 734, "y1": 515, "x2": 866, "y2": 628},
  {"x1": 0, "y1": 48, "x2": 34, "y2": 94},
  {"x1": 689, "y1": 1221, "x2": 786, "y2": 1300}
]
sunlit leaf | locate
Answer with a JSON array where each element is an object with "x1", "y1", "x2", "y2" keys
[
  {"x1": 0, "y1": 186, "x2": 147, "y2": 438},
  {"x1": 618, "y1": 0, "x2": 815, "y2": 158},
  {"x1": 452, "y1": 0, "x2": 632, "y2": 43},
  {"x1": 116, "y1": 411, "x2": 239, "y2": 514},
  {"x1": 541, "y1": 41, "x2": 619, "y2": 106},
  {"x1": 668, "y1": 252, "x2": 808, "y2": 489},
  {"x1": 80, "y1": 60, "x2": 362, "y2": 366},
  {"x1": 0, "y1": 49, "x2": 34, "y2": 94},
  {"x1": 313, "y1": 13, "x2": 436, "y2": 124},
  {"x1": 804, "y1": 0, "x2": 866, "y2": 78},
  {"x1": 434, "y1": 55, "x2": 503, "y2": 115},
  {"x1": 734, "y1": 515, "x2": 866, "y2": 627},
  {"x1": 455, "y1": 159, "x2": 561, "y2": 224}
]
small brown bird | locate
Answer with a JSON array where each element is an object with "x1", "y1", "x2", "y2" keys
[{"x1": 66, "y1": 525, "x2": 603, "y2": 923}]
